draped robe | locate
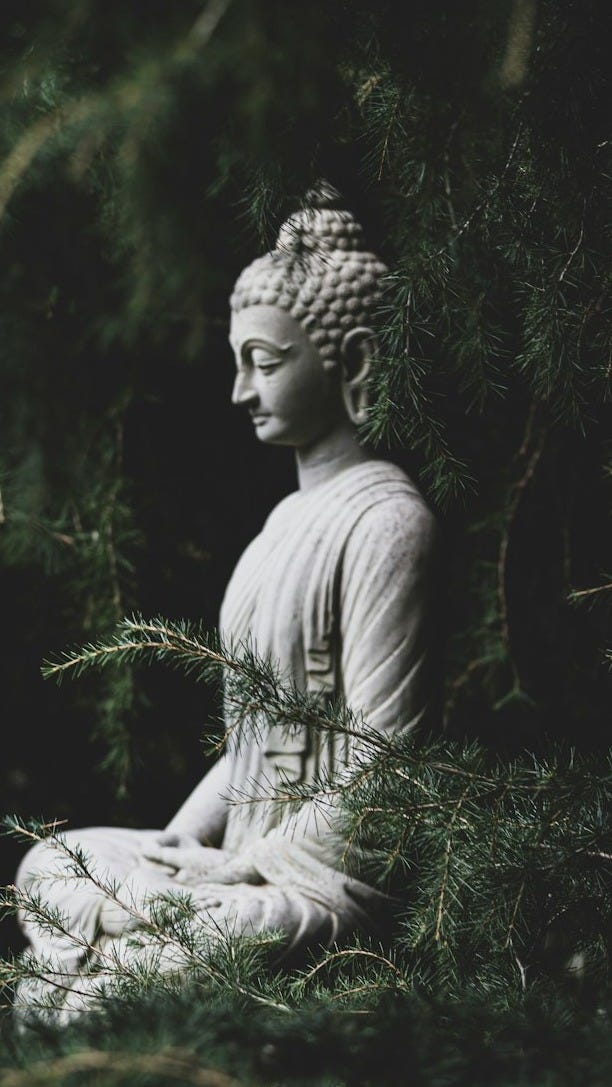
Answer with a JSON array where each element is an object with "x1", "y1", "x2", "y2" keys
[{"x1": 15, "y1": 459, "x2": 435, "y2": 1021}]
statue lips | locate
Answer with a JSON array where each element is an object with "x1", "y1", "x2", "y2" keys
[{"x1": 250, "y1": 413, "x2": 272, "y2": 426}]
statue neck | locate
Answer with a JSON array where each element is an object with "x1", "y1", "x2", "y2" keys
[{"x1": 295, "y1": 421, "x2": 372, "y2": 493}]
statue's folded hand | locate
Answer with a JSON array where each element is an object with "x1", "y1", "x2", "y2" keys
[
  {"x1": 142, "y1": 838, "x2": 262, "y2": 887},
  {"x1": 174, "y1": 853, "x2": 263, "y2": 888},
  {"x1": 142, "y1": 841, "x2": 228, "y2": 873},
  {"x1": 155, "y1": 831, "x2": 203, "y2": 850}
]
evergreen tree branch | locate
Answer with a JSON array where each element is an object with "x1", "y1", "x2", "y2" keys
[
  {"x1": 431, "y1": 122, "x2": 525, "y2": 261},
  {"x1": 2, "y1": 817, "x2": 291, "y2": 1015},
  {"x1": 569, "y1": 581, "x2": 612, "y2": 602},
  {"x1": 41, "y1": 615, "x2": 397, "y2": 767},
  {"x1": 434, "y1": 785, "x2": 472, "y2": 945},
  {"x1": 297, "y1": 947, "x2": 408, "y2": 990},
  {"x1": 0, "y1": 95, "x2": 103, "y2": 221},
  {"x1": 0, "y1": 1, "x2": 234, "y2": 224}
]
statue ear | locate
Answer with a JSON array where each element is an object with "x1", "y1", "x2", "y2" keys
[{"x1": 340, "y1": 326, "x2": 377, "y2": 425}]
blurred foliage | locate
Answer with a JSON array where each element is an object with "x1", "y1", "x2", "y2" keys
[{"x1": 1, "y1": 980, "x2": 611, "y2": 1086}]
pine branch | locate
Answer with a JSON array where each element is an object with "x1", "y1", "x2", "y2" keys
[
  {"x1": 2, "y1": 816, "x2": 291, "y2": 1015},
  {"x1": 42, "y1": 615, "x2": 396, "y2": 764},
  {"x1": 569, "y1": 581, "x2": 612, "y2": 603}
]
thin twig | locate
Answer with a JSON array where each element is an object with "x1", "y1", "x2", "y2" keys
[
  {"x1": 498, "y1": 404, "x2": 547, "y2": 661},
  {"x1": 558, "y1": 216, "x2": 585, "y2": 284},
  {"x1": 102, "y1": 421, "x2": 126, "y2": 617},
  {"x1": 431, "y1": 123, "x2": 524, "y2": 261},
  {"x1": 569, "y1": 581, "x2": 612, "y2": 601},
  {"x1": 299, "y1": 948, "x2": 405, "y2": 986},
  {"x1": 434, "y1": 785, "x2": 471, "y2": 943},
  {"x1": 517, "y1": 397, "x2": 538, "y2": 458},
  {"x1": 443, "y1": 117, "x2": 460, "y2": 232},
  {"x1": 443, "y1": 655, "x2": 494, "y2": 727},
  {"x1": 504, "y1": 880, "x2": 526, "y2": 949}
]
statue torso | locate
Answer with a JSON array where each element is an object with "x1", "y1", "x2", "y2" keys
[{"x1": 218, "y1": 459, "x2": 434, "y2": 851}]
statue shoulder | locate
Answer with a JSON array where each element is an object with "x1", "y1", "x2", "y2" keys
[
  {"x1": 347, "y1": 464, "x2": 437, "y2": 554},
  {"x1": 259, "y1": 490, "x2": 301, "y2": 533},
  {"x1": 339, "y1": 469, "x2": 437, "y2": 644}
]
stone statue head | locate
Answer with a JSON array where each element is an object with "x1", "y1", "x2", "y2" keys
[{"x1": 229, "y1": 182, "x2": 388, "y2": 445}]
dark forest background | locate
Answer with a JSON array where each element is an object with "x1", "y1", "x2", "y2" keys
[{"x1": 0, "y1": 2, "x2": 610, "y2": 1081}]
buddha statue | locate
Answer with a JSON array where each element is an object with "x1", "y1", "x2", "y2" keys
[{"x1": 14, "y1": 184, "x2": 436, "y2": 1022}]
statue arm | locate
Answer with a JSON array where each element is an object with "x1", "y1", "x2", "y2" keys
[
  {"x1": 339, "y1": 493, "x2": 436, "y2": 740},
  {"x1": 163, "y1": 753, "x2": 231, "y2": 847}
]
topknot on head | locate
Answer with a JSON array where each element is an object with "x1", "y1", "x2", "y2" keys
[
  {"x1": 302, "y1": 180, "x2": 343, "y2": 209},
  {"x1": 276, "y1": 181, "x2": 365, "y2": 258},
  {"x1": 230, "y1": 181, "x2": 388, "y2": 364}
]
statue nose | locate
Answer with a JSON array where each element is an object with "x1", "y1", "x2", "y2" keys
[{"x1": 231, "y1": 370, "x2": 257, "y2": 407}]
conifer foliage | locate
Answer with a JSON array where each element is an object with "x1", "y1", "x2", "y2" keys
[{"x1": 0, "y1": 1, "x2": 611, "y2": 1083}]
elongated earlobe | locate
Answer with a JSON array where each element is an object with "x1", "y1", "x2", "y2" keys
[{"x1": 340, "y1": 327, "x2": 376, "y2": 425}]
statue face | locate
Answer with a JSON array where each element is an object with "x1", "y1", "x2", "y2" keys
[{"x1": 229, "y1": 306, "x2": 346, "y2": 447}]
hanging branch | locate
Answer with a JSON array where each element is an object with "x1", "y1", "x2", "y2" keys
[
  {"x1": 41, "y1": 615, "x2": 398, "y2": 769},
  {"x1": 0, "y1": 0, "x2": 234, "y2": 224}
]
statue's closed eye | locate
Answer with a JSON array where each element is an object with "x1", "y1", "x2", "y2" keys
[{"x1": 248, "y1": 344, "x2": 283, "y2": 370}]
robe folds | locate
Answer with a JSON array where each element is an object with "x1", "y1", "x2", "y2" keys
[
  {"x1": 15, "y1": 459, "x2": 435, "y2": 1021},
  {"x1": 219, "y1": 458, "x2": 435, "y2": 894}
]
